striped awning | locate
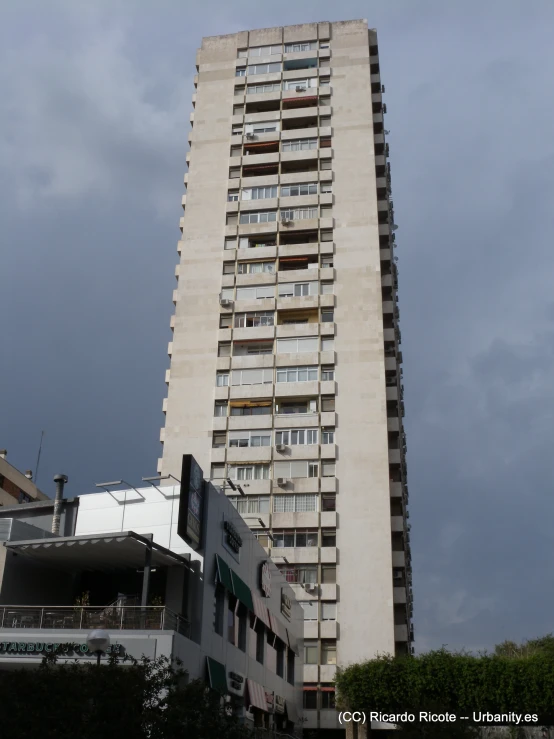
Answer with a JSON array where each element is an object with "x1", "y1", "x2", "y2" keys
[
  {"x1": 247, "y1": 679, "x2": 267, "y2": 712},
  {"x1": 283, "y1": 95, "x2": 318, "y2": 103},
  {"x1": 287, "y1": 627, "x2": 299, "y2": 655},
  {"x1": 244, "y1": 141, "x2": 278, "y2": 149},
  {"x1": 252, "y1": 593, "x2": 271, "y2": 629},
  {"x1": 269, "y1": 612, "x2": 288, "y2": 644}
]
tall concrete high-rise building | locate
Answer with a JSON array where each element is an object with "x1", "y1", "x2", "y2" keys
[{"x1": 160, "y1": 19, "x2": 412, "y2": 733}]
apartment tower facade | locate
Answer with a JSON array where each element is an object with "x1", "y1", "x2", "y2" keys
[{"x1": 160, "y1": 19, "x2": 412, "y2": 733}]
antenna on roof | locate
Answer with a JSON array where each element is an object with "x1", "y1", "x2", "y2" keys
[{"x1": 34, "y1": 430, "x2": 45, "y2": 487}]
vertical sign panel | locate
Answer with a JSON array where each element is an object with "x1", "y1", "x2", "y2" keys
[{"x1": 178, "y1": 454, "x2": 204, "y2": 550}]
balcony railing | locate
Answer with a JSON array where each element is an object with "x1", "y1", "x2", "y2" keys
[{"x1": 0, "y1": 606, "x2": 191, "y2": 638}]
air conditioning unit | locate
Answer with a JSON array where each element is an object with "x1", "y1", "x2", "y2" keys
[
  {"x1": 295, "y1": 86, "x2": 307, "y2": 92},
  {"x1": 393, "y1": 571, "x2": 403, "y2": 580},
  {"x1": 245, "y1": 132, "x2": 255, "y2": 139},
  {"x1": 281, "y1": 219, "x2": 293, "y2": 226},
  {"x1": 276, "y1": 477, "x2": 287, "y2": 485},
  {"x1": 303, "y1": 582, "x2": 317, "y2": 593},
  {"x1": 276, "y1": 444, "x2": 287, "y2": 452},
  {"x1": 219, "y1": 297, "x2": 232, "y2": 307}
]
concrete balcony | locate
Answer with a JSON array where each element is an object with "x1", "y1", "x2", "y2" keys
[
  {"x1": 165, "y1": 369, "x2": 171, "y2": 385},
  {"x1": 393, "y1": 587, "x2": 407, "y2": 604},
  {"x1": 218, "y1": 328, "x2": 232, "y2": 342},
  {"x1": 229, "y1": 384, "x2": 274, "y2": 400},
  {"x1": 277, "y1": 295, "x2": 319, "y2": 312},
  {"x1": 275, "y1": 350, "x2": 319, "y2": 367},
  {"x1": 395, "y1": 624, "x2": 408, "y2": 642},
  {"x1": 379, "y1": 223, "x2": 390, "y2": 236},
  {"x1": 274, "y1": 380, "x2": 318, "y2": 397},
  {"x1": 320, "y1": 511, "x2": 336, "y2": 527},
  {"x1": 237, "y1": 245, "x2": 277, "y2": 261},
  {"x1": 320, "y1": 192, "x2": 333, "y2": 206},
  {"x1": 211, "y1": 448, "x2": 226, "y2": 463},
  {"x1": 226, "y1": 446, "x2": 272, "y2": 463},
  {"x1": 390, "y1": 482, "x2": 403, "y2": 498},
  {"x1": 214, "y1": 387, "x2": 229, "y2": 400},
  {"x1": 273, "y1": 413, "x2": 319, "y2": 428},
  {"x1": 320, "y1": 444, "x2": 336, "y2": 460},
  {"x1": 320, "y1": 478, "x2": 336, "y2": 494},
  {"x1": 228, "y1": 416, "x2": 273, "y2": 430},
  {"x1": 276, "y1": 323, "x2": 318, "y2": 338},
  {"x1": 387, "y1": 417, "x2": 400, "y2": 432},
  {"x1": 303, "y1": 621, "x2": 319, "y2": 639},
  {"x1": 212, "y1": 418, "x2": 227, "y2": 431},
  {"x1": 319, "y1": 350, "x2": 335, "y2": 365},
  {"x1": 304, "y1": 665, "x2": 319, "y2": 682},
  {"x1": 234, "y1": 298, "x2": 275, "y2": 313},
  {"x1": 381, "y1": 274, "x2": 393, "y2": 287},
  {"x1": 167, "y1": 342, "x2": 173, "y2": 356},
  {"x1": 159, "y1": 427, "x2": 165, "y2": 443},
  {"x1": 278, "y1": 267, "x2": 320, "y2": 283},
  {"x1": 380, "y1": 247, "x2": 392, "y2": 262},
  {"x1": 233, "y1": 479, "x2": 271, "y2": 496},
  {"x1": 270, "y1": 511, "x2": 319, "y2": 529},
  {"x1": 303, "y1": 711, "x2": 318, "y2": 729},
  {"x1": 235, "y1": 272, "x2": 276, "y2": 286},
  {"x1": 320, "y1": 620, "x2": 337, "y2": 639},
  {"x1": 270, "y1": 547, "x2": 318, "y2": 564},
  {"x1": 237, "y1": 222, "x2": 278, "y2": 237},
  {"x1": 320, "y1": 294, "x2": 335, "y2": 308},
  {"x1": 382, "y1": 300, "x2": 394, "y2": 314},
  {"x1": 279, "y1": 218, "x2": 319, "y2": 233},
  {"x1": 243, "y1": 90, "x2": 281, "y2": 105},
  {"x1": 391, "y1": 515, "x2": 404, "y2": 532},
  {"x1": 281, "y1": 149, "x2": 318, "y2": 164},
  {"x1": 286, "y1": 478, "x2": 319, "y2": 493},
  {"x1": 320, "y1": 322, "x2": 335, "y2": 336},
  {"x1": 392, "y1": 551, "x2": 406, "y2": 567},
  {"x1": 274, "y1": 445, "x2": 320, "y2": 461},
  {"x1": 389, "y1": 449, "x2": 401, "y2": 465},
  {"x1": 383, "y1": 328, "x2": 396, "y2": 342},
  {"x1": 177, "y1": 240, "x2": 183, "y2": 255},
  {"x1": 279, "y1": 193, "x2": 319, "y2": 209},
  {"x1": 232, "y1": 326, "x2": 275, "y2": 342},
  {"x1": 216, "y1": 357, "x2": 231, "y2": 370},
  {"x1": 231, "y1": 354, "x2": 275, "y2": 369},
  {"x1": 385, "y1": 356, "x2": 397, "y2": 371},
  {"x1": 221, "y1": 274, "x2": 235, "y2": 288},
  {"x1": 320, "y1": 664, "x2": 337, "y2": 682},
  {"x1": 386, "y1": 386, "x2": 398, "y2": 401},
  {"x1": 320, "y1": 547, "x2": 337, "y2": 563},
  {"x1": 320, "y1": 412, "x2": 336, "y2": 427},
  {"x1": 319, "y1": 216, "x2": 334, "y2": 230},
  {"x1": 278, "y1": 242, "x2": 319, "y2": 258},
  {"x1": 320, "y1": 583, "x2": 337, "y2": 600},
  {"x1": 239, "y1": 197, "x2": 278, "y2": 213},
  {"x1": 162, "y1": 397, "x2": 168, "y2": 414}
]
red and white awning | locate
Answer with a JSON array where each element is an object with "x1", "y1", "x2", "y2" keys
[{"x1": 247, "y1": 679, "x2": 267, "y2": 712}]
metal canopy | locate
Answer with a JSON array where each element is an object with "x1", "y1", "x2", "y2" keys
[{"x1": 5, "y1": 531, "x2": 190, "y2": 572}]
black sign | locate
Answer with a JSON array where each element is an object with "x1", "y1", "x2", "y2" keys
[
  {"x1": 224, "y1": 520, "x2": 243, "y2": 554},
  {"x1": 0, "y1": 641, "x2": 125, "y2": 656},
  {"x1": 281, "y1": 589, "x2": 292, "y2": 620},
  {"x1": 178, "y1": 455, "x2": 205, "y2": 550}
]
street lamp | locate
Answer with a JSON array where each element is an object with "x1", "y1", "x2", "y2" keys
[{"x1": 86, "y1": 629, "x2": 111, "y2": 667}]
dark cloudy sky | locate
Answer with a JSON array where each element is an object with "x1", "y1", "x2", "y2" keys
[{"x1": 2, "y1": 0, "x2": 554, "y2": 654}]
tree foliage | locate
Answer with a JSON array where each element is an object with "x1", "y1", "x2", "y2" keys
[
  {"x1": 0, "y1": 653, "x2": 253, "y2": 739},
  {"x1": 335, "y1": 637, "x2": 554, "y2": 738}
]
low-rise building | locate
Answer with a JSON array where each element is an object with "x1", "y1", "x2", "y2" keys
[
  {"x1": 0, "y1": 450, "x2": 49, "y2": 506},
  {"x1": 0, "y1": 456, "x2": 303, "y2": 734}
]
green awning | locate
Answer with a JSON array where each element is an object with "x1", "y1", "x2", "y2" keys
[
  {"x1": 231, "y1": 570, "x2": 254, "y2": 611},
  {"x1": 215, "y1": 554, "x2": 234, "y2": 592},
  {"x1": 207, "y1": 657, "x2": 227, "y2": 694}
]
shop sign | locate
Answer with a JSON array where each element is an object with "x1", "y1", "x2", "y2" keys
[
  {"x1": 0, "y1": 641, "x2": 125, "y2": 657},
  {"x1": 275, "y1": 695, "x2": 285, "y2": 714},
  {"x1": 223, "y1": 518, "x2": 243, "y2": 555},
  {"x1": 227, "y1": 669, "x2": 245, "y2": 697},
  {"x1": 178, "y1": 454, "x2": 205, "y2": 550},
  {"x1": 265, "y1": 689, "x2": 274, "y2": 713}
]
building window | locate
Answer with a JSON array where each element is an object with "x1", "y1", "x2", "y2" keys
[
  {"x1": 287, "y1": 649, "x2": 295, "y2": 686},
  {"x1": 222, "y1": 262, "x2": 235, "y2": 275},
  {"x1": 321, "y1": 338, "x2": 334, "y2": 352},
  {"x1": 285, "y1": 41, "x2": 317, "y2": 52},
  {"x1": 274, "y1": 460, "x2": 319, "y2": 479},
  {"x1": 224, "y1": 238, "x2": 237, "y2": 251},
  {"x1": 237, "y1": 260, "x2": 274, "y2": 274},
  {"x1": 219, "y1": 314, "x2": 232, "y2": 329},
  {"x1": 276, "y1": 399, "x2": 317, "y2": 415},
  {"x1": 228, "y1": 464, "x2": 270, "y2": 481},
  {"x1": 303, "y1": 690, "x2": 318, "y2": 709},
  {"x1": 280, "y1": 566, "x2": 317, "y2": 584},
  {"x1": 300, "y1": 602, "x2": 317, "y2": 620},
  {"x1": 322, "y1": 429, "x2": 335, "y2": 444},
  {"x1": 254, "y1": 531, "x2": 270, "y2": 548},
  {"x1": 234, "y1": 311, "x2": 274, "y2": 328},
  {"x1": 280, "y1": 183, "x2": 318, "y2": 197},
  {"x1": 276, "y1": 641, "x2": 285, "y2": 677},
  {"x1": 228, "y1": 595, "x2": 237, "y2": 644},
  {"x1": 319, "y1": 77, "x2": 331, "y2": 88},
  {"x1": 247, "y1": 62, "x2": 281, "y2": 75},
  {"x1": 212, "y1": 432, "x2": 226, "y2": 449},
  {"x1": 276, "y1": 337, "x2": 318, "y2": 354},
  {"x1": 321, "y1": 641, "x2": 337, "y2": 665},
  {"x1": 283, "y1": 78, "x2": 316, "y2": 91},
  {"x1": 231, "y1": 367, "x2": 273, "y2": 385},
  {"x1": 230, "y1": 403, "x2": 272, "y2": 416},
  {"x1": 273, "y1": 530, "x2": 318, "y2": 547},
  {"x1": 216, "y1": 372, "x2": 229, "y2": 387},
  {"x1": 321, "y1": 690, "x2": 336, "y2": 709},
  {"x1": 247, "y1": 82, "x2": 281, "y2": 94},
  {"x1": 210, "y1": 464, "x2": 225, "y2": 480},
  {"x1": 321, "y1": 309, "x2": 334, "y2": 323},
  {"x1": 244, "y1": 44, "x2": 282, "y2": 57},
  {"x1": 275, "y1": 429, "x2": 318, "y2": 446},
  {"x1": 218, "y1": 342, "x2": 231, "y2": 357},
  {"x1": 228, "y1": 190, "x2": 239, "y2": 201},
  {"x1": 321, "y1": 366, "x2": 335, "y2": 381},
  {"x1": 321, "y1": 396, "x2": 335, "y2": 412},
  {"x1": 229, "y1": 495, "x2": 270, "y2": 514},
  {"x1": 242, "y1": 186, "x2": 278, "y2": 200},
  {"x1": 256, "y1": 622, "x2": 265, "y2": 664},
  {"x1": 321, "y1": 602, "x2": 337, "y2": 621},
  {"x1": 214, "y1": 401, "x2": 228, "y2": 417},
  {"x1": 276, "y1": 366, "x2": 318, "y2": 382},
  {"x1": 304, "y1": 641, "x2": 318, "y2": 664},
  {"x1": 322, "y1": 494, "x2": 336, "y2": 511},
  {"x1": 273, "y1": 494, "x2": 318, "y2": 513},
  {"x1": 239, "y1": 210, "x2": 277, "y2": 225},
  {"x1": 278, "y1": 281, "x2": 318, "y2": 297},
  {"x1": 228, "y1": 430, "x2": 271, "y2": 448},
  {"x1": 234, "y1": 85, "x2": 245, "y2": 95},
  {"x1": 320, "y1": 182, "x2": 332, "y2": 194},
  {"x1": 214, "y1": 585, "x2": 225, "y2": 636},
  {"x1": 321, "y1": 566, "x2": 336, "y2": 584},
  {"x1": 321, "y1": 530, "x2": 336, "y2": 547},
  {"x1": 235, "y1": 67, "x2": 246, "y2": 77},
  {"x1": 322, "y1": 462, "x2": 336, "y2": 477},
  {"x1": 280, "y1": 207, "x2": 318, "y2": 221},
  {"x1": 235, "y1": 285, "x2": 275, "y2": 300},
  {"x1": 320, "y1": 282, "x2": 333, "y2": 295},
  {"x1": 282, "y1": 138, "x2": 317, "y2": 152},
  {"x1": 237, "y1": 603, "x2": 247, "y2": 652}
]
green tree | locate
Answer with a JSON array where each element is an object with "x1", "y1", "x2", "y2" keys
[{"x1": 0, "y1": 653, "x2": 253, "y2": 739}]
